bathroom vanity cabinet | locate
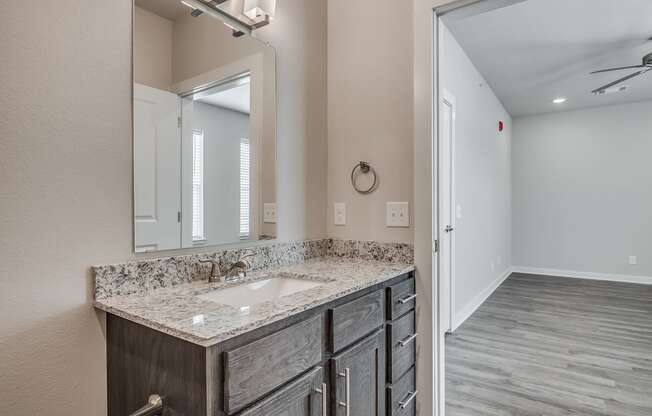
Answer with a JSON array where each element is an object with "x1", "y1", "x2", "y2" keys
[{"x1": 106, "y1": 271, "x2": 417, "y2": 416}]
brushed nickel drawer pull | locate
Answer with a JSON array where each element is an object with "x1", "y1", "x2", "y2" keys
[
  {"x1": 338, "y1": 368, "x2": 350, "y2": 416},
  {"x1": 315, "y1": 382, "x2": 327, "y2": 416},
  {"x1": 398, "y1": 293, "x2": 417, "y2": 304},
  {"x1": 399, "y1": 333, "x2": 418, "y2": 347},
  {"x1": 399, "y1": 390, "x2": 418, "y2": 409}
]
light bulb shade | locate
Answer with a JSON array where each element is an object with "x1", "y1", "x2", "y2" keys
[
  {"x1": 243, "y1": 0, "x2": 276, "y2": 21},
  {"x1": 216, "y1": 0, "x2": 244, "y2": 17}
]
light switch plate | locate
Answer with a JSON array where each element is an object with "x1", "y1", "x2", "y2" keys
[
  {"x1": 386, "y1": 202, "x2": 409, "y2": 227},
  {"x1": 263, "y1": 203, "x2": 277, "y2": 223},
  {"x1": 334, "y1": 202, "x2": 346, "y2": 226}
]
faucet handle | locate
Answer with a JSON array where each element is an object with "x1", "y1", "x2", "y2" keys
[
  {"x1": 199, "y1": 258, "x2": 222, "y2": 279},
  {"x1": 240, "y1": 249, "x2": 256, "y2": 259},
  {"x1": 239, "y1": 249, "x2": 256, "y2": 268}
]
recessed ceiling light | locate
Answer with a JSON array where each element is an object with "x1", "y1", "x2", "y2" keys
[{"x1": 552, "y1": 97, "x2": 567, "y2": 104}]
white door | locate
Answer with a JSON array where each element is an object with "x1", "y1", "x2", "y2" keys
[
  {"x1": 134, "y1": 83, "x2": 182, "y2": 252},
  {"x1": 439, "y1": 89, "x2": 456, "y2": 334}
]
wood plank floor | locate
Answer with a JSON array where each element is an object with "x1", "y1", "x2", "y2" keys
[{"x1": 445, "y1": 273, "x2": 652, "y2": 416}]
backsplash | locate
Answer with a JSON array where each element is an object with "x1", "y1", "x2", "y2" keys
[{"x1": 93, "y1": 239, "x2": 413, "y2": 300}]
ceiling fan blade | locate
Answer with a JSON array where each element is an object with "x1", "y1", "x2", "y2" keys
[
  {"x1": 590, "y1": 65, "x2": 648, "y2": 74},
  {"x1": 591, "y1": 69, "x2": 649, "y2": 94}
]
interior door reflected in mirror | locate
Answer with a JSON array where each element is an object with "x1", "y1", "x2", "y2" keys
[{"x1": 133, "y1": 0, "x2": 276, "y2": 252}]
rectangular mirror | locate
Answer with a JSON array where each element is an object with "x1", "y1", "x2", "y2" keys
[{"x1": 133, "y1": 0, "x2": 276, "y2": 252}]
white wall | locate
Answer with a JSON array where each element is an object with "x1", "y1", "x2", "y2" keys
[
  {"x1": 0, "y1": 0, "x2": 326, "y2": 414},
  {"x1": 327, "y1": 0, "x2": 414, "y2": 243},
  {"x1": 440, "y1": 24, "x2": 512, "y2": 324},
  {"x1": 513, "y1": 100, "x2": 652, "y2": 279}
]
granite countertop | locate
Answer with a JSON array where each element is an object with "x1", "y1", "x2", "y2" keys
[{"x1": 93, "y1": 257, "x2": 414, "y2": 347}]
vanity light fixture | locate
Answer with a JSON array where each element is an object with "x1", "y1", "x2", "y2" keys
[
  {"x1": 181, "y1": 0, "x2": 204, "y2": 17},
  {"x1": 552, "y1": 97, "x2": 567, "y2": 104},
  {"x1": 180, "y1": 0, "x2": 273, "y2": 37},
  {"x1": 243, "y1": 0, "x2": 277, "y2": 22}
]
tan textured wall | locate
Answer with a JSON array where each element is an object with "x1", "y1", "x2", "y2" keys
[
  {"x1": 0, "y1": 1, "x2": 326, "y2": 415},
  {"x1": 134, "y1": 6, "x2": 173, "y2": 90},
  {"x1": 327, "y1": 0, "x2": 414, "y2": 244}
]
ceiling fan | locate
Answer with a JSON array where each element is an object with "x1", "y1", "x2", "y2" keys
[{"x1": 590, "y1": 52, "x2": 652, "y2": 94}]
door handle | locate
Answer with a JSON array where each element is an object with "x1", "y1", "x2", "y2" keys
[
  {"x1": 129, "y1": 394, "x2": 163, "y2": 416},
  {"x1": 399, "y1": 390, "x2": 418, "y2": 409},
  {"x1": 338, "y1": 368, "x2": 350, "y2": 416},
  {"x1": 314, "y1": 382, "x2": 327, "y2": 416},
  {"x1": 399, "y1": 333, "x2": 418, "y2": 347},
  {"x1": 444, "y1": 225, "x2": 455, "y2": 233},
  {"x1": 397, "y1": 293, "x2": 417, "y2": 304}
]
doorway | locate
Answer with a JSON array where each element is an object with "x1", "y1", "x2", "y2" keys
[{"x1": 438, "y1": 88, "x2": 456, "y2": 335}]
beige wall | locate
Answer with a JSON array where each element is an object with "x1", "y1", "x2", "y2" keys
[
  {"x1": 327, "y1": 0, "x2": 414, "y2": 244},
  {"x1": 0, "y1": 1, "x2": 326, "y2": 415},
  {"x1": 134, "y1": 6, "x2": 173, "y2": 90},
  {"x1": 257, "y1": 1, "x2": 327, "y2": 241},
  {"x1": 172, "y1": 12, "x2": 267, "y2": 84}
]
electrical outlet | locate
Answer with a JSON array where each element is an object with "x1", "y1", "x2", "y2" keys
[
  {"x1": 334, "y1": 203, "x2": 346, "y2": 226},
  {"x1": 263, "y1": 203, "x2": 277, "y2": 223},
  {"x1": 490, "y1": 261, "x2": 495, "y2": 272},
  {"x1": 386, "y1": 202, "x2": 410, "y2": 227},
  {"x1": 456, "y1": 204, "x2": 463, "y2": 219},
  {"x1": 629, "y1": 256, "x2": 638, "y2": 265}
]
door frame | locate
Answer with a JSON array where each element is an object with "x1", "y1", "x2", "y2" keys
[
  {"x1": 414, "y1": 1, "x2": 526, "y2": 415},
  {"x1": 438, "y1": 87, "x2": 456, "y2": 335},
  {"x1": 173, "y1": 54, "x2": 266, "y2": 248}
]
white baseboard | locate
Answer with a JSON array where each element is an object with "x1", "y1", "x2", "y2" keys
[
  {"x1": 451, "y1": 267, "x2": 513, "y2": 332},
  {"x1": 511, "y1": 266, "x2": 652, "y2": 286}
]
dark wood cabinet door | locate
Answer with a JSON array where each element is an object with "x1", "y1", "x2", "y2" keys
[
  {"x1": 236, "y1": 366, "x2": 326, "y2": 416},
  {"x1": 331, "y1": 330, "x2": 385, "y2": 416}
]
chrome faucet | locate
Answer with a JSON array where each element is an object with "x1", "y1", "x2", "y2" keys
[
  {"x1": 199, "y1": 250, "x2": 256, "y2": 284},
  {"x1": 198, "y1": 258, "x2": 223, "y2": 284}
]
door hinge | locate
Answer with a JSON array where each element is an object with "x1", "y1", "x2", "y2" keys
[
  {"x1": 433, "y1": 240, "x2": 439, "y2": 253},
  {"x1": 177, "y1": 117, "x2": 182, "y2": 128},
  {"x1": 177, "y1": 211, "x2": 182, "y2": 223}
]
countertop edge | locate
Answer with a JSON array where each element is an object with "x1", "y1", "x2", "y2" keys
[{"x1": 94, "y1": 264, "x2": 415, "y2": 347}]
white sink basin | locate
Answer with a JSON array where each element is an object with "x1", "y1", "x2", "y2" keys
[{"x1": 197, "y1": 275, "x2": 324, "y2": 309}]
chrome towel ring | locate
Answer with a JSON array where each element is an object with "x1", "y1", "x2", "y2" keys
[{"x1": 351, "y1": 161, "x2": 378, "y2": 194}]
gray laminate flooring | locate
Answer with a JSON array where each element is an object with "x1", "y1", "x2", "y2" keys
[{"x1": 445, "y1": 273, "x2": 652, "y2": 416}]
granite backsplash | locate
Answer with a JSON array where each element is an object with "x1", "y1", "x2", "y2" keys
[{"x1": 93, "y1": 239, "x2": 413, "y2": 300}]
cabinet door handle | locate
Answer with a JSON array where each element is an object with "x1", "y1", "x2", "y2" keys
[
  {"x1": 129, "y1": 394, "x2": 164, "y2": 416},
  {"x1": 398, "y1": 293, "x2": 417, "y2": 304},
  {"x1": 399, "y1": 333, "x2": 418, "y2": 347},
  {"x1": 314, "y1": 382, "x2": 327, "y2": 416},
  {"x1": 399, "y1": 390, "x2": 418, "y2": 409},
  {"x1": 338, "y1": 368, "x2": 350, "y2": 416}
]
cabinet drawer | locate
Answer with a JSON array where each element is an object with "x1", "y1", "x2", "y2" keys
[
  {"x1": 387, "y1": 277, "x2": 416, "y2": 320},
  {"x1": 387, "y1": 311, "x2": 416, "y2": 383},
  {"x1": 330, "y1": 290, "x2": 384, "y2": 352},
  {"x1": 387, "y1": 367, "x2": 417, "y2": 416},
  {"x1": 224, "y1": 315, "x2": 323, "y2": 414}
]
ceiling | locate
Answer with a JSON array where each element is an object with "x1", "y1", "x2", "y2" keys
[
  {"x1": 197, "y1": 83, "x2": 251, "y2": 114},
  {"x1": 445, "y1": 0, "x2": 652, "y2": 117},
  {"x1": 135, "y1": 0, "x2": 190, "y2": 21}
]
